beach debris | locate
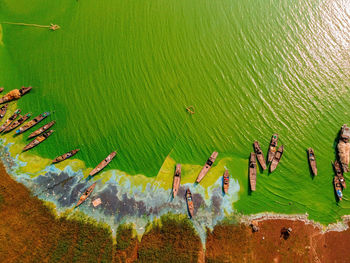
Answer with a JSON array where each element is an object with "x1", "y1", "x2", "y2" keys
[
  {"x1": 0, "y1": 109, "x2": 21, "y2": 133},
  {"x1": 75, "y1": 183, "x2": 97, "y2": 208},
  {"x1": 1, "y1": 22, "x2": 60, "y2": 31},
  {"x1": 280, "y1": 227, "x2": 292, "y2": 240},
  {"x1": 186, "y1": 188, "x2": 194, "y2": 218},
  {"x1": 92, "y1": 198, "x2": 102, "y2": 207},
  {"x1": 223, "y1": 169, "x2": 229, "y2": 194},
  {"x1": 195, "y1": 151, "x2": 218, "y2": 183},
  {"x1": 337, "y1": 124, "x2": 350, "y2": 172},
  {"x1": 186, "y1": 105, "x2": 195, "y2": 115},
  {"x1": 0, "y1": 87, "x2": 32, "y2": 104},
  {"x1": 270, "y1": 145, "x2": 284, "y2": 172},
  {"x1": 253, "y1": 141, "x2": 267, "y2": 170},
  {"x1": 267, "y1": 134, "x2": 278, "y2": 163},
  {"x1": 15, "y1": 112, "x2": 50, "y2": 135},
  {"x1": 89, "y1": 151, "x2": 117, "y2": 177},
  {"x1": 28, "y1": 120, "x2": 56, "y2": 139},
  {"x1": 307, "y1": 148, "x2": 317, "y2": 176},
  {"x1": 22, "y1": 130, "x2": 54, "y2": 151},
  {"x1": 172, "y1": 164, "x2": 181, "y2": 198},
  {"x1": 249, "y1": 153, "x2": 257, "y2": 191}
]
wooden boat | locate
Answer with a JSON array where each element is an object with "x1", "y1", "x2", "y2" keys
[
  {"x1": 0, "y1": 86, "x2": 32, "y2": 104},
  {"x1": 267, "y1": 134, "x2": 278, "y2": 163},
  {"x1": 75, "y1": 183, "x2": 97, "y2": 208},
  {"x1": 332, "y1": 160, "x2": 346, "y2": 189},
  {"x1": 270, "y1": 145, "x2": 284, "y2": 172},
  {"x1": 0, "y1": 104, "x2": 8, "y2": 121},
  {"x1": 223, "y1": 169, "x2": 229, "y2": 194},
  {"x1": 172, "y1": 164, "x2": 181, "y2": 198},
  {"x1": 89, "y1": 151, "x2": 117, "y2": 177},
  {"x1": 186, "y1": 189, "x2": 194, "y2": 218},
  {"x1": 195, "y1": 151, "x2": 218, "y2": 183},
  {"x1": 3, "y1": 113, "x2": 31, "y2": 133},
  {"x1": 15, "y1": 112, "x2": 50, "y2": 134},
  {"x1": 0, "y1": 109, "x2": 21, "y2": 132},
  {"x1": 0, "y1": 87, "x2": 4, "y2": 93},
  {"x1": 253, "y1": 141, "x2": 267, "y2": 170},
  {"x1": 28, "y1": 120, "x2": 56, "y2": 139},
  {"x1": 249, "y1": 153, "x2": 257, "y2": 191},
  {"x1": 52, "y1": 149, "x2": 80, "y2": 164},
  {"x1": 340, "y1": 124, "x2": 350, "y2": 142},
  {"x1": 334, "y1": 176, "x2": 343, "y2": 201},
  {"x1": 307, "y1": 148, "x2": 317, "y2": 176},
  {"x1": 23, "y1": 130, "x2": 54, "y2": 151}
]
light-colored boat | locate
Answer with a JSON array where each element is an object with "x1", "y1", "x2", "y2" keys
[
  {"x1": 307, "y1": 148, "x2": 317, "y2": 176},
  {"x1": 249, "y1": 153, "x2": 257, "y2": 191},
  {"x1": 186, "y1": 189, "x2": 194, "y2": 218},
  {"x1": 15, "y1": 112, "x2": 50, "y2": 134},
  {"x1": 28, "y1": 120, "x2": 56, "y2": 139},
  {"x1": 267, "y1": 134, "x2": 278, "y2": 163},
  {"x1": 223, "y1": 170, "x2": 229, "y2": 194},
  {"x1": 3, "y1": 113, "x2": 31, "y2": 133},
  {"x1": 195, "y1": 151, "x2": 218, "y2": 183},
  {"x1": 89, "y1": 151, "x2": 117, "y2": 177},
  {"x1": 75, "y1": 183, "x2": 97, "y2": 208},
  {"x1": 0, "y1": 87, "x2": 32, "y2": 104},
  {"x1": 0, "y1": 104, "x2": 8, "y2": 121},
  {"x1": 23, "y1": 130, "x2": 54, "y2": 151},
  {"x1": 0, "y1": 109, "x2": 21, "y2": 132},
  {"x1": 253, "y1": 141, "x2": 267, "y2": 170},
  {"x1": 53, "y1": 149, "x2": 80, "y2": 164},
  {"x1": 172, "y1": 164, "x2": 181, "y2": 198},
  {"x1": 270, "y1": 145, "x2": 284, "y2": 172}
]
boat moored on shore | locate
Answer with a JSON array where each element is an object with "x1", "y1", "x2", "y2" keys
[
  {"x1": 28, "y1": 121, "x2": 56, "y2": 139},
  {"x1": 3, "y1": 113, "x2": 31, "y2": 133},
  {"x1": 75, "y1": 183, "x2": 97, "y2": 208},
  {"x1": 15, "y1": 112, "x2": 50, "y2": 134},
  {"x1": 223, "y1": 169, "x2": 229, "y2": 194},
  {"x1": 23, "y1": 130, "x2": 54, "y2": 151},
  {"x1": 89, "y1": 151, "x2": 117, "y2": 177},
  {"x1": 53, "y1": 149, "x2": 80, "y2": 164},
  {"x1": 172, "y1": 164, "x2": 181, "y2": 198},
  {"x1": 0, "y1": 104, "x2": 8, "y2": 121},
  {"x1": 0, "y1": 109, "x2": 21, "y2": 132},
  {"x1": 195, "y1": 151, "x2": 218, "y2": 183},
  {"x1": 186, "y1": 188, "x2": 194, "y2": 218}
]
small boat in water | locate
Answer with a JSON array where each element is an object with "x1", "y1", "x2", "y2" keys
[
  {"x1": 0, "y1": 87, "x2": 32, "y2": 104},
  {"x1": 270, "y1": 145, "x2": 284, "y2": 172},
  {"x1": 307, "y1": 148, "x2": 317, "y2": 176},
  {"x1": 75, "y1": 183, "x2": 97, "y2": 208},
  {"x1": 267, "y1": 134, "x2": 278, "y2": 163},
  {"x1": 186, "y1": 189, "x2": 194, "y2": 218},
  {"x1": 223, "y1": 169, "x2": 229, "y2": 194},
  {"x1": 172, "y1": 164, "x2": 181, "y2": 198},
  {"x1": 53, "y1": 149, "x2": 80, "y2": 164},
  {"x1": 0, "y1": 109, "x2": 21, "y2": 132},
  {"x1": 334, "y1": 176, "x2": 343, "y2": 201},
  {"x1": 15, "y1": 112, "x2": 50, "y2": 134},
  {"x1": 23, "y1": 130, "x2": 54, "y2": 151},
  {"x1": 332, "y1": 160, "x2": 346, "y2": 189},
  {"x1": 3, "y1": 113, "x2": 31, "y2": 133},
  {"x1": 249, "y1": 153, "x2": 257, "y2": 191},
  {"x1": 89, "y1": 151, "x2": 117, "y2": 177},
  {"x1": 253, "y1": 141, "x2": 267, "y2": 170},
  {"x1": 195, "y1": 151, "x2": 218, "y2": 183},
  {"x1": 28, "y1": 120, "x2": 56, "y2": 139},
  {"x1": 0, "y1": 104, "x2": 8, "y2": 121}
]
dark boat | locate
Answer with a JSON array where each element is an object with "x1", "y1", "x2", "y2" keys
[
  {"x1": 75, "y1": 183, "x2": 97, "y2": 208},
  {"x1": 307, "y1": 148, "x2": 317, "y2": 176},
  {"x1": 3, "y1": 113, "x2": 31, "y2": 133},
  {"x1": 195, "y1": 151, "x2": 218, "y2": 183},
  {"x1": 0, "y1": 87, "x2": 32, "y2": 104},
  {"x1": 186, "y1": 189, "x2": 194, "y2": 218},
  {"x1": 249, "y1": 153, "x2": 257, "y2": 191},
  {"x1": 267, "y1": 134, "x2": 278, "y2": 163},
  {"x1": 23, "y1": 130, "x2": 54, "y2": 151},
  {"x1": 223, "y1": 169, "x2": 229, "y2": 194},
  {"x1": 0, "y1": 104, "x2": 8, "y2": 121},
  {"x1": 89, "y1": 151, "x2": 117, "y2": 177},
  {"x1": 0, "y1": 109, "x2": 21, "y2": 132},
  {"x1": 172, "y1": 164, "x2": 181, "y2": 198},
  {"x1": 52, "y1": 149, "x2": 80, "y2": 164},
  {"x1": 270, "y1": 145, "x2": 284, "y2": 172},
  {"x1": 28, "y1": 120, "x2": 56, "y2": 139},
  {"x1": 15, "y1": 112, "x2": 50, "y2": 134},
  {"x1": 253, "y1": 141, "x2": 267, "y2": 170},
  {"x1": 332, "y1": 160, "x2": 346, "y2": 189},
  {"x1": 334, "y1": 176, "x2": 343, "y2": 201}
]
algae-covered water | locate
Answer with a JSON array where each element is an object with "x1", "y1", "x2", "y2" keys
[{"x1": 0, "y1": 0, "x2": 350, "y2": 225}]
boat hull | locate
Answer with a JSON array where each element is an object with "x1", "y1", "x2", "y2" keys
[
  {"x1": 0, "y1": 109, "x2": 21, "y2": 132},
  {"x1": 75, "y1": 183, "x2": 97, "y2": 208},
  {"x1": 172, "y1": 164, "x2": 181, "y2": 198},
  {"x1": 223, "y1": 170, "x2": 229, "y2": 194},
  {"x1": 53, "y1": 149, "x2": 80, "y2": 164},
  {"x1": 23, "y1": 130, "x2": 54, "y2": 151},
  {"x1": 0, "y1": 104, "x2": 8, "y2": 121},
  {"x1": 270, "y1": 145, "x2": 284, "y2": 172},
  {"x1": 195, "y1": 151, "x2": 218, "y2": 183},
  {"x1": 267, "y1": 134, "x2": 278, "y2": 163},
  {"x1": 186, "y1": 189, "x2": 194, "y2": 218},
  {"x1": 28, "y1": 121, "x2": 56, "y2": 139},
  {"x1": 15, "y1": 112, "x2": 50, "y2": 134},
  {"x1": 89, "y1": 151, "x2": 117, "y2": 177},
  {"x1": 254, "y1": 141, "x2": 267, "y2": 170},
  {"x1": 249, "y1": 153, "x2": 257, "y2": 191},
  {"x1": 3, "y1": 113, "x2": 31, "y2": 133},
  {"x1": 307, "y1": 148, "x2": 318, "y2": 176}
]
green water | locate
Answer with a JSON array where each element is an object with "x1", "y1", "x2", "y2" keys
[{"x1": 1, "y1": 0, "x2": 350, "y2": 223}]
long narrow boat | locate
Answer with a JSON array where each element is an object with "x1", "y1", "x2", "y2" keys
[
  {"x1": 3, "y1": 113, "x2": 31, "y2": 133},
  {"x1": 267, "y1": 134, "x2": 278, "y2": 163},
  {"x1": 223, "y1": 169, "x2": 229, "y2": 194},
  {"x1": 195, "y1": 151, "x2": 218, "y2": 183},
  {"x1": 0, "y1": 109, "x2": 21, "y2": 132},
  {"x1": 0, "y1": 87, "x2": 32, "y2": 104},
  {"x1": 172, "y1": 164, "x2": 181, "y2": 198},
  {"x1": 23, "y1": 130, "x2": 54, "y2": 151},
  {"x1": 332, "y1": 160, "x2": 346, "y2": 189},
  {"x1": 186, "y1": 189, "x2": 194, "y2": 218},
  {"x1": 28, "y1": 120, "x2": 56, "y2": 139},
  {"x1": 15, "y1": 112, "x2": 50, "y2": 135},
  {"x1": 249, "y1": 153, "x2": 257, "y2": 191},
  {"x1": 307, "y1": 148, "x2": 317, "y2": 176},
  {"x1": 75, "y1": 183, "x2": 97, "y2": 208},
  {"x1": 89, "y1": 151, "x2": 117, "y2": 177},
  {"x1": 270, "y1": 145, "x2": 284, "y2": 172},
  {"x1": 0, "y1": 104, "x2": 8, "y2": 121},
  {"x1": 52, "y1": 149, "x2": 80, "y2": 164},
  {"x1": 334, "y1": 176, "x2": 343, "y2": 201},
  {"x1": 253, "y1": 141, "x2": 267, "y2": 170}
]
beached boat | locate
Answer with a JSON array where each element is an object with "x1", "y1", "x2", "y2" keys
[
  {"x1": 23, "y1": 130, "x2": 54, "y2": 151},
  {"x1": 253, "y1": 141, "x2": 267, "y2": 170},
  {"x1": 75, "y1": 183, "x2": 97, "y2": 208},
  {"x1": 332, "y1": 160, "x2": 346, "y2": 189},
  {"x1": 3, "y1": 113, "x2": 31, "y2": 133},
  {"x1": 186, "y1": 189, "x2": 194, "y2": 218},
  {"x1": 28, "y1": 120, "x2": 56, "y2": 139},
  {"x1": 334, "y1": 176, "x2": 343, "y2": 201},
  {"x1": 195, "y1": 151, "x2": 218, "y2": 183},
  {"x1": 270, "y1": 145, "x2": 284, "y2": 172},
  {"x1": 0, "y1": 109, "x2": 21, "y2": 132},
  {"x1": 0, "y1": 87, "x2": 32, "y2": 104},
  {"x1": 223, "y1": 169, "x2": 229, "y2": 194},
  {"x1": 15, "y1": 112, "x2": 50, "y2": 134},
  {"x1": 307, "y1": 148, "x2": 317, "y2": 176},
  {"x1": 249, "y1": 153, "x2": 257, "y2": 191},
  {"x1": 267, "y1": 134, "x2": 278, "y2": 163},
  {"x1": 52, "y1": 149, "x2": 80, "y2": 164},
  {"x1": 172, "y1": 164, "x2": 181, "y2": 198},
  {"x1": 0, "y1": 104, "x2": 8, "y2": 121},
  {"x1": 89, "y1": 151, "x2": 117, "y2": 177}
]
